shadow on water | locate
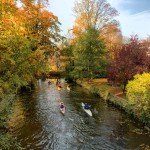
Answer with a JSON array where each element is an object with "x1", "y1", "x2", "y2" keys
[{"x1": 8, "y1": 79, "x2": 150, "y2": 150}]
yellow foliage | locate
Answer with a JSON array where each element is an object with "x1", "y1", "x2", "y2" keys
[
  {"x1": 126, "y1": 73, "x2": 150, "y2": 123},
  {"x1": 50, "y1": 66, "x2": 57, "y2": 71}
]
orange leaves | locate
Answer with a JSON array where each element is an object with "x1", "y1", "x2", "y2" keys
[
  {"x1": 1, "y1": 0, "x2": 16, "y2": 5},
  {"x1": 1, "y1": 0, "x2": 61, "y2": 67},
  {"x1": 53, "y1": 15, "x2": 58, "y2": 21},
  {"x1": 41, "y1": 10, "x2": 57, "y2": 27},
  {"x1": 42, "y1": 10, "x2": 54, "y2": 18},
  {"x1": 73, "y1": 13, "x2": 89, "y2": 37}
]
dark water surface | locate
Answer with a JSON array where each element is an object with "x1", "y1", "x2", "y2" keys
[{"x1": 9, "y1": 79, "x2": 150, "y2": 150}]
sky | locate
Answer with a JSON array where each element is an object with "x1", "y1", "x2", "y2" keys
[{"x1": 49, "y1": 0, "x2": 150, "y2": 39}]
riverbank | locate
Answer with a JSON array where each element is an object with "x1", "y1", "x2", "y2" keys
[
  {"x1": 0, "y1": 94, "x2": 21, "y2": 149},
  {"x1": 76, "y1": 78, "x2": 150, "y2": 130}
]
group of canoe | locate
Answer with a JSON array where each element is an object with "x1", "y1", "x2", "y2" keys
[
  {"x1": 57, "y1": 102, "x2": 92, "y2": 116},
  {"x1": 48, "y1": 81, "x2": 70, "y2": 115},
  {"x1": 57, "y1": 101, "x2": 92, "y2": 116},
  {"x1": 48, "y1": 80, "x2": 92, "y2": 116},
  {"x1": 57, "y1": 85, "x2": 70, "y2": 91},
  {"x1": 48, "y1": 80, "x2": 70, "y2": 91}
]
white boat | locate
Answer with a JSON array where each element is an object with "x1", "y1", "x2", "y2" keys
[{"x1": 81, "y1": 102, "x2": 92, "y2": 116}]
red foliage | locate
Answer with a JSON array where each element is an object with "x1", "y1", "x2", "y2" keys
[{"x1": 107, "y1": 35, "x2": 150, "y2": 88}]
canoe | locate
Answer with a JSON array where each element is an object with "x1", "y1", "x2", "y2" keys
[
  {"x1": 48, "y1": 81, "x2": 51, "y2": 85},
  {"x1": 67, "y1": 86, "x2": 70, "y2": 91},
  {"x1": 60, "y1": 108, "x2": 65, "y2": 114},
  {"x1": 58, "y1": 102, "x2": 65, "y2": 114},
  {"x1": 81, "y1": 102, "x2": 92, "y2": 116},
  {"x1": 57, "y1": 87, "x2": 61, "y2": 91}
]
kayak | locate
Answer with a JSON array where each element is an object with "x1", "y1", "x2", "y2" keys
[
  {"x1": 81, "y1": 102, "x2": 92, "y2": 116},
  {"x1": 57, "y1": 87, "x2": 61, "y2": 91},
  {"x1": 60, "y1": 108, "x2": 65, "y2": 114},
  {"x1": 48, "y1": 81, "x2": 51, "y2": 85},
  {"x1": 58, "y1": 102, "x2": 65, "y2": 115},
  {"x1": 67, "y1": 86, "x2": 70, "y2": 91}
]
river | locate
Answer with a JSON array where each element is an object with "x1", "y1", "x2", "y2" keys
[{"x1": 9, "y1": 79, "x2": 150, "y2": 150}]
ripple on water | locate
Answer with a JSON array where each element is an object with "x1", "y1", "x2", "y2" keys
[{"x1": 10, "y1": 79, "x2": 150, "y2": 150}]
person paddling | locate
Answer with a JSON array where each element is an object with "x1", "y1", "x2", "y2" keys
[
  {"x1": 48, "y1": 81, "x2": 51, "y2": 85},
  {"x1": 59, "y1": 102, "x2": 65, "y2": 114},
  {"x1": 84, "y1": 103, "x2": 91, "y2": 109},
  {"x1": 60, "y1": 102, "x2": 65, "y2": 109}
]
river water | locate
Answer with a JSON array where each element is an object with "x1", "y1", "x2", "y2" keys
[{"x1": 9, "y1": 79, "x2": 150, "y2": 150}]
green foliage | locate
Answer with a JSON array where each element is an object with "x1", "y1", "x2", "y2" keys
[
  {"x1": 72, "y1": 27, "x2": 107, "y2": 79},
  {"x1": 60, "y1": 39, "x2": 75, "y2": 81},
  {"x1": 0, "y1": 35, "x2": 48, "y2": 92},
  {"x1": 126, "y1": 73, "x2": 150, "y2": 126}
]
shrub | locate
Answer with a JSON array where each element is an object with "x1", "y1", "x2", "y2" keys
[{"x1": 126, "y1": 73, "x2": 150, "y2": 126}]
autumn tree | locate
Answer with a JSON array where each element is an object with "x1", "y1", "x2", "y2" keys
[
  {"x1": 103, "y1": 24, "x2": 122, "y2": 60},
  {"x1": 107, "y1": 35, "x2": 150, "y2": 91},
  {"x1": 73, "y1": 0, "x2": 118, "y2": 34},
  {"x1": 65, "y1": 0, "x2": 122, "y2": 80},
  {"x1": 141, "y1": 36, "x2": 150, "y2": 53},
  {"x1": 0, "y1": 1, "x2": 41, "y2": 107},
  {"x1": 18, "y1": 0, "x2": 61, "y2": 57},
  {"x1": 0, "y1": 0, "x2": 21, "y2": 97},
  {"x1": 0, "y1": 0, "x2": 61, "y2": 92},
  {"x1": 72, "y1": 0, "x2": 122, "y2": 53}
]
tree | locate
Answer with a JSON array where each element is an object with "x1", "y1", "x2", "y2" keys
[
  {"x1": 72, "y1": 0, "x2": 120, "y2": 39},
  {"x1": 18, "y1": 0, "x2": 61, "y2": 57},
  {"x1": 107, "y1": 35, "x2": 150, "y2": 91},
  {"x1": 102, "y1": 24, "x2": 122, "y2": 60},
  {"x1": 0, "y1": 0, "x2": 61, "y2": 93},
  {"x1": 58, "y1": 35, "x2": 75, "y2": 82},
  {"x1": 68, "y1": 0, "x2": 121, "y2": 80},
  {"x1": 71, "y1": 27, "x2": 107, "y2": 79},
  {"x1": 0, "y1": 0, "x2": 63, "y2": 100},
  {"x1": 72, "y1": 0, "x2": 122, "y2": 63}
]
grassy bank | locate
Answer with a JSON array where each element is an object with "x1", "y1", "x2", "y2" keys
[
  {"x1": 76, "y1": 78, "x2": 150, "y2": 130},
  {"x1": 0, "y1": 94, "x2": 21, "y2": 149}
]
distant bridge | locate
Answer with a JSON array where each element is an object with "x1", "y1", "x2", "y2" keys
[
  {"x1": 36, "y1": 71, "x2": 65, "y2": 79},
  {"x1": 49, "y1": 71, "x2": 65, "y2": 77}
]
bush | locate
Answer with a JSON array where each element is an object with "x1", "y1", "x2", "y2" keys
[{"x1": 126, "y1": 73, "x2": 150, "y2": 126}]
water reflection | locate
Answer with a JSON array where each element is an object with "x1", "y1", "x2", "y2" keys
[{"x1": 9, "y1": 79, "x2": 150, "y2": 150}]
